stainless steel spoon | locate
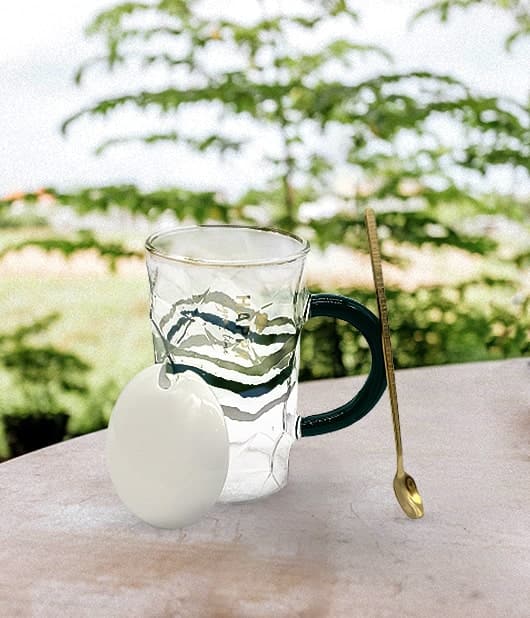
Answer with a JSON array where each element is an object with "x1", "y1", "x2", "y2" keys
[{"x1": 365, "y1": 208, "x2": 424, "y2": 519}]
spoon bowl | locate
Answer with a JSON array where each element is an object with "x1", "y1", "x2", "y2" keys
[{"x1": 394, "y1": 471, "x2": 424, "y2": 519}]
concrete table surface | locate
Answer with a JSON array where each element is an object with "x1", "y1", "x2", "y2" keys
[{"x1": 0, "y1": 359, "x2": 528, "y2": 617}]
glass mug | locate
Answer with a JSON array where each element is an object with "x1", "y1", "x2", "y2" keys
[{"x1": 145, "y1": 225, "x2": 386, "y2": 502}]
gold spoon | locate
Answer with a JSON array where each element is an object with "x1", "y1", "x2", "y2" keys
[{"x1": 364, "y1": 208, "x2": 424, "y2": 519}]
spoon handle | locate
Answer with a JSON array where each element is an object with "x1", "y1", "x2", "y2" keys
[{"x1": 364, "y1": 208, "x2": 404, "y2": 473}]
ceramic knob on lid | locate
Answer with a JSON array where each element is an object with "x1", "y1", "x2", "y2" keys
[{"x1": 106, "y1": 365, "x2": 229, "y2": 529}]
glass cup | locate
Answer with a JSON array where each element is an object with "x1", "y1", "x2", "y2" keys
[{"x1": 145, "y1": 225, "x2": 386, "y2": 502}]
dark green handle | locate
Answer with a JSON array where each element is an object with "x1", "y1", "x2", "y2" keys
[{"x1": 300, "y1": 293, "x2": 387, "y2": 437}]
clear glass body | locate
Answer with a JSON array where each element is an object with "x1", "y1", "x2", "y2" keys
[{"x1": 146, "y1": 226, "x2": 309, "y2": 502}]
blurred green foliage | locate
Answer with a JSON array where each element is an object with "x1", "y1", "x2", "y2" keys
[
  {"x1": 0, "y1": 315, "x2": 88, "y2": 457},
  {"x1": 0, "y1": 313, "x2": 90, "y2": 406},
  {"x1": 0, "y1": 0, "x2": 528, "y2": 457},
  {"x1": 0, "y1": 311, "x2": 118, "y2": 458},
  {"x1": 301, "y1": 279, "x2": 529, "y2": 381}
]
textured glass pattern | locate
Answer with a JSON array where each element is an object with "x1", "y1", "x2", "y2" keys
[{"x1": 147, "y1": 231, "x2": 308, "y2": 502}]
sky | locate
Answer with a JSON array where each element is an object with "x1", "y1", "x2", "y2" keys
[{"x1": 0, "y1": 0, "x2": 529, "y2": 197}]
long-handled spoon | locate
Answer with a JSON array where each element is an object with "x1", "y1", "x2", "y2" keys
[{"x1": 365, "y1": 208, "x2": 424, "y2": 519}]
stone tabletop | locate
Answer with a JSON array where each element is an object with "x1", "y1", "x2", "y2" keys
[{"x1": 0, "y1": 359, "x2": 528, "y2": 617}]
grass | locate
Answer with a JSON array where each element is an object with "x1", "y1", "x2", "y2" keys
[{"x1": 0, "y1": 273, "x2": 153, "y2": 457}]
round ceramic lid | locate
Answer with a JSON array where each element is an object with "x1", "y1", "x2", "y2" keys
[{"x1": 106, "y1": 364, "x2": 229, "y2": 529}]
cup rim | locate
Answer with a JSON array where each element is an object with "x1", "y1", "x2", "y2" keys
[{"x1": 145, "y1": 224, "x2": 310, "y2": 267}]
